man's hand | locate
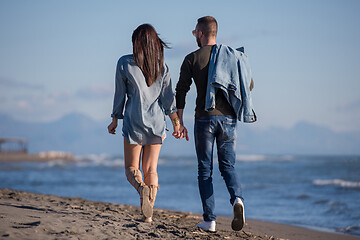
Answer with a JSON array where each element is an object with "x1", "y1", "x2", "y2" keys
[
  {"x1": 173, "y1": 109, "x2": 189, "y2": 140},
  {"x1": 181, "y1": 125, "x2": 189, "y2": 141}
]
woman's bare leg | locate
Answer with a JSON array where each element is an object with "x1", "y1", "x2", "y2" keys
[
  {"x1": 141, "y1": 143, "x2": 161, "y2": 223},
  {"x1": 124, "y1": 138, "x2": 142, "y2": 170},
  {"x1": 123, "y1": 138, "x2": 152, "y2": 218},
  {"x1": 142, "y1": 144, "x2": 162, "y2": 186}
]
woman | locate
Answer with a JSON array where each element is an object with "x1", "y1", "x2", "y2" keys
[{"x1": 108, "y1": 24, "x2": 187, "y2": 223}]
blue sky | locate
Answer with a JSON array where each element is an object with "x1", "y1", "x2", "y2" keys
[{"x1": 1, "y1": 0, "x2": 359, "y2": 132}]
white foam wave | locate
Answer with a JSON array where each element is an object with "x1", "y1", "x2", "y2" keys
[
  {"x1": 341, "y1": 224, "x2": 360, "y2": 235},
  {"x1": 236, "y1": 154, "x2": 267, "y2": 162},
  {"x1": 74, "y1": 154, "x2": 124, "y2": 167},
  {"x1": 236, "y1": 154, "x2": 293, "y2": 162},
  {"x1": 313, "y1": 179, "x2": 360, "y2": 189},
  {"x1": 73, "y1": 155, "x2": 193, "y2": 167},
  {"x1": 46, "y1": 159, "x2": 68, "y2": 168}
]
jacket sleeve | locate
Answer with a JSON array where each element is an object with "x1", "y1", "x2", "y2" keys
[
  {"x1": 159, "y1": 64, "x2": 177, "y2": 115},
  {"x1": 239, "y1": 53, "x2": 257, "y2": 123},
  {"x1": 111, "y1": 59, "x2": 127, "y2": 119}
]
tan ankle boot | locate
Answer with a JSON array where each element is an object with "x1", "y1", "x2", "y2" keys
[
  {"x1": 149, "y1": 185, "x2": 159, "y2": 208},
  {"x1": 125, "y1": 167, "x2": 152, "y2": 218},
  {"x1": 144, "y1": 185, "x2": 159, "y2": 223}
]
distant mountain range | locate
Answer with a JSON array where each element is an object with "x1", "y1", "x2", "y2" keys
[{"x1": 0, "y1": 113, "x2": 359, "y2": 156}]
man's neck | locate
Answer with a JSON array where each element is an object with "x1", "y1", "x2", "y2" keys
[{"x1": 201, "y1": 38, "x2": 216, "y2": 47}]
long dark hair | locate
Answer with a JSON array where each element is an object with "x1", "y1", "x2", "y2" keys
[{"x1": 132, "y1": 24, "x2": 169, "y2": 87}]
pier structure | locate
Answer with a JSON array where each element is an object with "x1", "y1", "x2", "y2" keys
[{"x1": 0, "y1": 138, "x2": 28, "y2": 154}]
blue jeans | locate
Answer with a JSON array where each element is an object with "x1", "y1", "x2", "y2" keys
[{"x1": 194, "y1": 115, "x2": 243, "y2": 221}]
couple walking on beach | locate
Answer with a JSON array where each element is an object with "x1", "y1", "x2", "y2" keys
[{"x1": 108, "y1": 16, "x2": 256, "y2": 232}]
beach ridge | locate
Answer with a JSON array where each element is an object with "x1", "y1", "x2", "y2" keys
[{"x1": 0, "y1": 188, "x2": 358, "y2": 240}]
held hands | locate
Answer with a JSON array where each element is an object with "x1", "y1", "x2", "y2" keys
[{"x1": 172, "y1": 118, "x2": 189, "y2": 141}]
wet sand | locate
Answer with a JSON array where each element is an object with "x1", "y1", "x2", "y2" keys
[{"x1": 0, "y1": 189, "x2": 359, "y2": 240}]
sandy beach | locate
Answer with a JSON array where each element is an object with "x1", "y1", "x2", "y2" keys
[{"x1": 0, "y1": 189, "x2": 358, "y2": 240}]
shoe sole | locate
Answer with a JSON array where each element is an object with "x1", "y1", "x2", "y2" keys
[
  {"x1": 196, "y1": 223, "x2": 216, "y2": 232},
  {"x1": 231, "y1": 203, "x2": 245, "y2": 231},
  {"x1": 144, "y1": 217, "x2": 152, "y2": 223},
  {"x1": 141, "y1": 186, "x2": 153, "y2": 218}
]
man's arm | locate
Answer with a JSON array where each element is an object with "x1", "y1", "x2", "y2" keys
[
  {"x1": 177, "y1": 109, "x2": 184, "y2": 125},
  {"x1": 175, "y1": 57, "x2": 192, "y2": 112},
  {"x1": 175, "y1": 56, "x2": 192, "y2": 141}
]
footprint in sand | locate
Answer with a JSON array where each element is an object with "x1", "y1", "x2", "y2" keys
[{"x1": 12, "y1": 221, "x2": 41, "y2": 229}]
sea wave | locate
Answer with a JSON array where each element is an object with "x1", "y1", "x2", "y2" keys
[
  {"x1": 236, "y1": 154, "x2": 293, "y2": 162},
  {"x1": 313, "y1": 179, "x2": 360, "y2": 189},
  {"x1": 72, "y1": 154, "x2": 196, "y2": 167},
  {"x1": 66, "y1": 154, "x2": 295, "y2": 167},
  {"x1": 340, "y1": 224, "x2": 360, "y2": 235},
  {"x1": 74, "y1": 154, "x2": 124, "y2": 167}
]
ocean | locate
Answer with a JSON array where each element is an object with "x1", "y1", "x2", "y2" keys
[{"x1": 0, "y1": 154, "x2": 359, "y2": 236}]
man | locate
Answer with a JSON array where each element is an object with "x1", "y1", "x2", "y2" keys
[{"x1": 175, "y1": 16, "x2": 255, "y2": 232}]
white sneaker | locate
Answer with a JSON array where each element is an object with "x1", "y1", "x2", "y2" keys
[
  {"x1": 231, "y1": 197, "x2": 245, "y2": 231},
  {"x1": 196, "y1": 220, "x2": 216, "y2": 232}
]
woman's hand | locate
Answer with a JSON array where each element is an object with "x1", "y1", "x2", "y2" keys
[
  {"x1": 172, "y1": 124, "x2": 189, "y2": 141},
  {"x1": 169, "y1": 112, "x2": 189, "y2": 141},
  {"x1": 107, "y1": 118, "x2": 118, "y2": 134},
  {"x1": 172, "y1": 123, "x2": 181, "y2": 138}
]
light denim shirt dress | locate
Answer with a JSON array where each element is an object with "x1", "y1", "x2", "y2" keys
[{"x1": 111, "y1": 54, "x2": 177, "y2": 145}]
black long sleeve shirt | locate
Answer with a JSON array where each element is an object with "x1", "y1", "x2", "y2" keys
[{"x1": 175, "y1": 45, "x2": 235, "y2": 117}]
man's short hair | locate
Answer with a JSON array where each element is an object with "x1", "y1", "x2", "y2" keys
[{"x1": 197, "y1": 16, "x2": 218, "y2": 38}]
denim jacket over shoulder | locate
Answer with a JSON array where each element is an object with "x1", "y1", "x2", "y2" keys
[{"x1": 206, "y1": 44, "x2": 256, "y2": 123}]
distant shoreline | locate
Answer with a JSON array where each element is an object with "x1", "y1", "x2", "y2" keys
[
  {"x1": 0, "y1": 152, "x2": 74, "y2": 163},
  {"x1": 0, "y1": 188, "x2": 359, "y2": 240}
]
